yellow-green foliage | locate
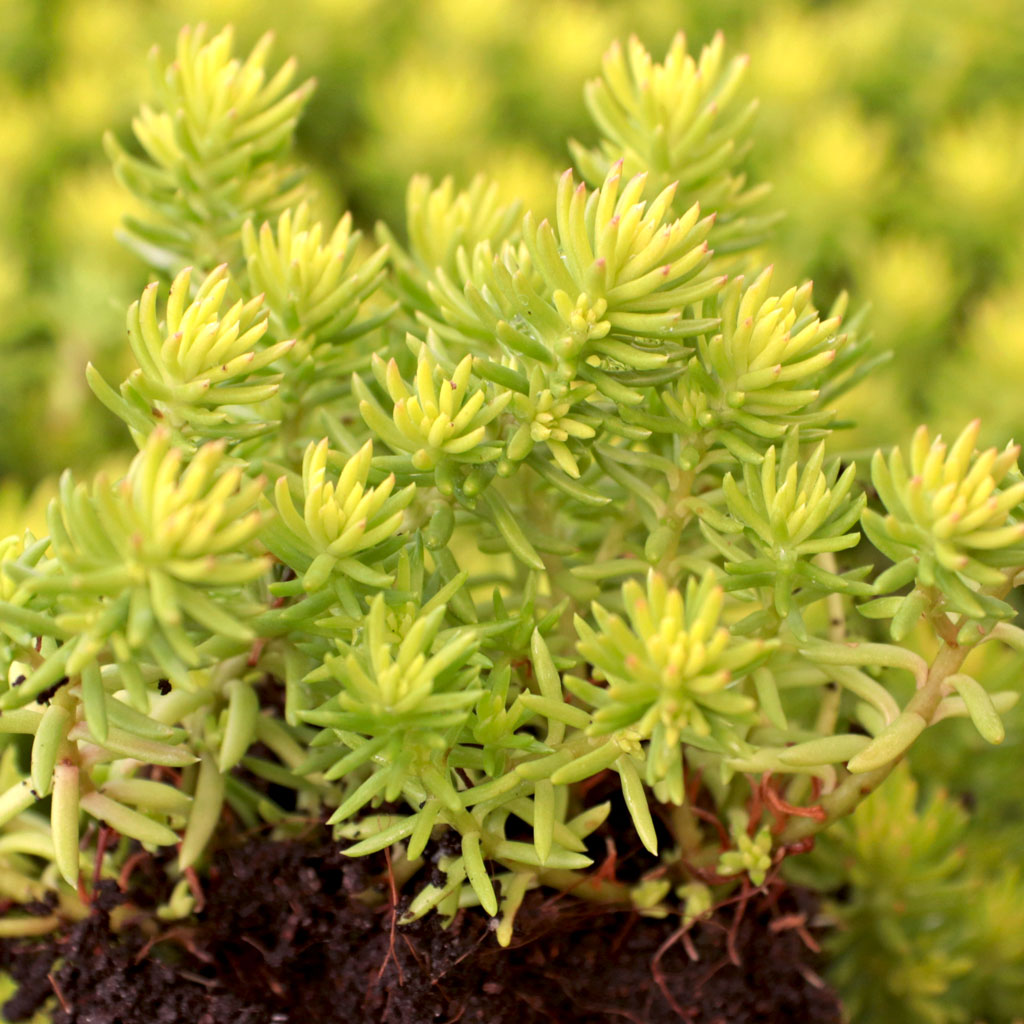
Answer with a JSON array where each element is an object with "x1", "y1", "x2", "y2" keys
[
  {"x1": 792, "y1": 760, "x2": 1024, "y2": 1024},
  {"x1": 1, "y1": 9, "x2": 1023, "y2": 1023},
  {"x1": 1, "y1": 0, "x2": 1023, "y2": 480}
]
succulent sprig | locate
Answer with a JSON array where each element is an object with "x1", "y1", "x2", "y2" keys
[
  {"x1": 87, "y1": 264, "x2": 294, "y2": 450},
  {"x1": 431, "y1": 161, "x2": 721, "y2": 402},
  {"x1": 864, "y1": 420, "x2": 1024, "y2": 624},
  {"x1": 572, "y1": 32, "x2": 778, "y2": 258},
  {"x1": 105, "y1": 24, "x2": 314, "y2": 272},
  {"x1": 266, "y1": 438, "x2": 414, "y2": 594},
  {"x1": 505, "y1": 366, "x2": 598, "y2": 479},
  {"x1": 243, "y1": 201, "x2": 393, "y2": 356},
  {"x1": 575, "y1": 571, "x2": 771, "y2": 794},
  {"x1": 304, "y1": 594, "x2": 483, "y2": 820},
  {"x1": 1, "y1": 429, "x2": 267, "y2": 705},
  {"x1": 358, "y1": 342, "x2": 511, "y2": 474},
  {"x1": 705, "y1": 434, "x2": 868, "y2": 616},
  {"x1": 669, "y1": 267, "x2": 845, "y2": 464}
]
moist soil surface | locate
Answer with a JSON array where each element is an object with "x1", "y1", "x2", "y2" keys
[{"x1": 0, "y1": 832, "x2": 841, "y2": 1024}]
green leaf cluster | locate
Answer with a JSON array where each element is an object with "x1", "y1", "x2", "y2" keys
[
  {"x1": 105, "y1": 24, "x2": 314, "y2": 272},
  {"x1": 791, "y1": 763, "x2": 1024, "y2": 1024},
  {"x1": 1, "y1": 26, "x2": 1023, "y2": 981}
]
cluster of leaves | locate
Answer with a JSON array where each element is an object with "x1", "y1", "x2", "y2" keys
[
  {"x1": 789, "y1": 763, "x2": 1024, "y2": 1024},
  {"x1": 3, "y1": 1, "x2": 1024, "y2": 491},
  {"x1": 2, "y1": 31, "x2": 1023, "y2": 1020}
]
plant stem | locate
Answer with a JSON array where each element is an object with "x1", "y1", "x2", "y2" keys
[
  {"x1": 778, "y1": 638, "x2": 968, "y2": 844},
  {"x1": 528, "y1": 865, "x2": 634, "y2": 906},
  {"x1": 786, "y1": 554, "x2": 846, "y2": 807},
  {"x1": 814, "y1": 552, "x2": 847, "y2": 735}
]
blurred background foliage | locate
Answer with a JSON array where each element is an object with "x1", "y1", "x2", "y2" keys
[
  {"x1": 1, "y1": 0, "x2": 1023, "y2": 482},
  {"x1": 2, "y1": 2, "x2": 1024, "y2": 1021}
]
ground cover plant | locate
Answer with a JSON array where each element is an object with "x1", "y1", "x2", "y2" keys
[
  {"x1": 3, "y1": 0, "x2": 1024, "y2": 486},
  {"x1": 1, "y1": 23, "x2": 1023, "y2": 1024}
]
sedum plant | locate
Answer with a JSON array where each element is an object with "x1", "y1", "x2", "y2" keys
[
  {"x1": 2, "y1": 26, "x2": 1023, "y2": 990},
  {"x1": 3, "y1": 1, "x2": 1023, "y2": 492},
  {"x1": 789, "y1": 760, "x2": 1024, "y2": 1024}
]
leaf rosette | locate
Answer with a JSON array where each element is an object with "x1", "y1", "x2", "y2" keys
[
  {"x1": 243, "y1": 200, "x2": 392, "y2": 353},
  {"x1": 105, "y1": 24, "x2": 314, "y2": 271},
  {"x1": 431, "y1": 161, "x2": 721, "y2": 403},
  {"x1": 301, "y1": 595, "x2": 482, "y2": 823},
  {"x1": 669, "y1": 267, "x2": 845, "y2": 464},
  {"x1": 864, "y1": 420, "x2": 1024, "y2": 622},
  {"x1": 703, "y1": 434, "x2": 868, "y2": 617},
  {"x1": 1, "y1": 429, "x2": 267, "y2": 707},
  {"x1": 357, "y1": 343, "x2": 511, "y2": 474},
  {"x1": 267, "y1": 438, "x2": 415, "y2": 593},
  {"x1": 571, "y1": 32, "x2": 777, "y2": 257},
  {"x1": 575, "y1": 571, "x2": 772, "y2": 792},
  {"x1": 89, "y1": 265, "x2": 295, "y2": 450}
]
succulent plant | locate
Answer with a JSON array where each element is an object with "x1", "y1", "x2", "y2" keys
[{"x1": 1, "y1": 34, "x2": 1022, "y2": 1024}]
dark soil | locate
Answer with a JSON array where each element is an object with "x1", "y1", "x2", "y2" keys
[{"x1": 0, "y1": 832, "x2": 841, "y2": 1024}]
